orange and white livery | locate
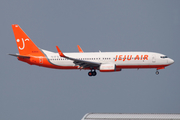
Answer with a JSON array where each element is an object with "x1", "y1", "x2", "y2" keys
[{"x1": 9, "y1": 24, "x2": 174, "y2": 76}]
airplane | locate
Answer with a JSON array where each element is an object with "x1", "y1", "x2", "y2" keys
[{"x1": 9, "y1": 24, "x2": 174, "y2": 76}]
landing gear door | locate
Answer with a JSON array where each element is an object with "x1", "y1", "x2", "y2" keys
[{"x1": 152, "y1": 54, "x2": 156, "y2": 63}]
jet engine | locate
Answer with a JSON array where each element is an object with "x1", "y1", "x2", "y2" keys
[{"x1": 99, "y1": 63, "x2": 121, "y2": 72}]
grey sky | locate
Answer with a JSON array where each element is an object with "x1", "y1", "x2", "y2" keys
[{"x1": 1, "y1": 0, "x2": 180, "y2": 120}]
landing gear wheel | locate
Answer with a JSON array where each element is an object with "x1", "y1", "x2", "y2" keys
[
  {"x1": 88, "y1": 71, "x2": 92, "y2": 76},
  {"x1": 155, "y1": 71, "x2": 159, "y2": 75},
  {"x1": 88, "y1": 69, "x2": 97, "y2": 77},
  {"x1": 92, "y1": 71, "x2": 97, "y2": 76}
]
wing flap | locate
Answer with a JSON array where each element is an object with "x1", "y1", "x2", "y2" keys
[{"x1": 73, "y1": 59, "x2": 100, "y2": 68}]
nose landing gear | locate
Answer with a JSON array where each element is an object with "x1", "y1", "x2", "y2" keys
[
  {"x1": 88, "y1": 69, "x2": 97, "y2": 76},
  {"x1": 155, "y1": 71, "x2": 159, "y2": 75}
]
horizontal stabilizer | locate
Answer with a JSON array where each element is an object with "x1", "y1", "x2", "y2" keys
[{"x1": 9, "y1": 54, "x2": 30, "y2": 58}]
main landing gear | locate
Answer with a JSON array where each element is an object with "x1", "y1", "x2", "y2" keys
[
  {"x1": 155, "y1": 71, "x2": 159, "y2": 75},
  {"x1": 88, "y1": 69, "x2": 97, "y2": 76}
]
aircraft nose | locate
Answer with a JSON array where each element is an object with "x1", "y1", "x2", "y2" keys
[{"x1": 168, "y1": 58, "x2": 174, "y2": 64}]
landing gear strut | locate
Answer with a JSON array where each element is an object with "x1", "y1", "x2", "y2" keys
[
  {"x1": 88, "y1": 69, "x2": 97, "y2": 76},
  {"x1": 155, "y1": 71, "x2": 159, "y2": 75}
]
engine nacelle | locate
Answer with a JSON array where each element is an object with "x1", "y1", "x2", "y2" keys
[{"x1": 99, "y1": 63, "x2": 121, "y2": 72}]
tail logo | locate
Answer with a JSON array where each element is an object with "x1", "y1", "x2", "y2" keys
[{"x1": 17, "y1": 38, "x2": 29, "y2": 50}]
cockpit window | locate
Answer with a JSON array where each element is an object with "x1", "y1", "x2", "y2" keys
[{"x1": 160, "y1": 56, "x2": 168, "y2": 58}]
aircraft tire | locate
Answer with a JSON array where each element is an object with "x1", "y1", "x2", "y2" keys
[
  {"x1": 92, "y1": 71, "x2": 97, "y2": 76},
  {"x1": 88, "y1": 71, "x2": 92, "y2": 76},
  {"x1": 155, "y1": 71, "x2": 159, "y2": 75}
]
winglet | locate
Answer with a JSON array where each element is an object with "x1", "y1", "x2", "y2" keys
[
  {"x1": 77, "y1": 45, "x2": 83, "y2": 53},
  {"x1": 56, "y1": 46, "x2": 66, "y2": 57}
]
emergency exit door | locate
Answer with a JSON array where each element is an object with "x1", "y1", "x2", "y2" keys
[{"x1": 152, "y1": 54, "x2": 156, "y2": 63}]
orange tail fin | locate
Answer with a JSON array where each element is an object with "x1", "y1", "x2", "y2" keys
[{"x1": 12, "y1": 24, "x2": 43, "y2": 56}]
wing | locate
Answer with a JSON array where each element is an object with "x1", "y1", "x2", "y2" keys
[{"x1": 56, "y1": 46, "x2": 100, "y2": 69}]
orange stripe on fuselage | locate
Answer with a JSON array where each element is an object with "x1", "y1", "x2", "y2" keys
[{"x1": 116, "y1": 64, "x2": 169, "y2": 69}]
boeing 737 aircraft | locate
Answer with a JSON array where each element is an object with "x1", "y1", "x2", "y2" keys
[{"x1": 9, "y1": 24, "x2": 174, "y2": 76}]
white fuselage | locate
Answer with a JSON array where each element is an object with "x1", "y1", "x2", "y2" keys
[{"x1": 41, "y1": 49, "x2": 174, "y2": 69}]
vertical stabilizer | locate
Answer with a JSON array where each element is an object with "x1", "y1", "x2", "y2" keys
[{"x1": 12, "y1": 24, "x2": 43, "y2": 56}]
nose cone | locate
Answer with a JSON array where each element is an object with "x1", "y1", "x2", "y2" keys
[{"x1": 169, "y1": 58, "x2": 174, "y2": 64}]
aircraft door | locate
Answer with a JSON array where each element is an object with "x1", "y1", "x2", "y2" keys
[
  {"x1": 39, "y1": 57, "x2": 43, "y2": 64},
  {"x1": 152, "y1": 54, "x2": 156, "y2": 63}
]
